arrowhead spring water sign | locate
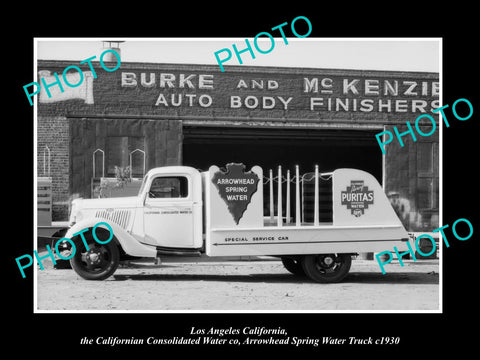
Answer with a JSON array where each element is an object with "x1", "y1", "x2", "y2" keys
[{"x1": 212, "y1": 163, "x2": 260, "y2": 224}]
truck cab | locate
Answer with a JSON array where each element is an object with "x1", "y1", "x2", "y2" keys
[
  {"x1": 68, "y1": 166, "x2": 203, "y2": 251},
  {"x1": 138, "y1": 166, "x2": 203, "y2": 250}
]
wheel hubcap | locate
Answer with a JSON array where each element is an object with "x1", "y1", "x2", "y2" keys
[
  {"x1": 315, "y1": 254, "x2": 341, "y2": 273},
  {"x1": 85, "y1": 249, "x2": 103, "y2": 266},
  {"x1": 89, "y1": 253, "x2": 99, "y2": 263},
  {"x1": 323, "y1": 256, "x2": 334, "y2": 266}
]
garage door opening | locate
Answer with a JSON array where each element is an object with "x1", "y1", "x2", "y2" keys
[
  {"x1": 183, "y1": 126, "x2": 382, "y2": 179},
  {"x1": 183, "y1": 126, "x2": 383, "y2": 223}
]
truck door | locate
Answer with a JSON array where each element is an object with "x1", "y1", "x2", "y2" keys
[{"x1": 143, "y1": 174, "x2": 196, "y2": 248}]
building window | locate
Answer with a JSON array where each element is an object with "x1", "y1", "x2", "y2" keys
[
  {"x1": 148, "y1": 177, "x2": 189, "y2": 198},
  {"x1": 106, "y1": 136, "x2": 145, "y2": 178},
  {"x1": 416, "y1": 141, "x2": 439, "y2": 210}
]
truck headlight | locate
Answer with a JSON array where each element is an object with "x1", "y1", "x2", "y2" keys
[
  {"x1": 69, "y1": 199, "x2": 81, "y2": 226},
  {"x1": 68, "y1": 212, "x2": 76, "y2": 227}
]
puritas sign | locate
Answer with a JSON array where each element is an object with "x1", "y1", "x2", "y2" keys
[
  {"x1": 341, "y1": 180, "x2": 374, "y2": 217},
  {"x1": 120, "y1": 71, "x2": 439, "y2": 114}
]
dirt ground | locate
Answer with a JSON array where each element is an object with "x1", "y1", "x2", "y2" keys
[{"x1": 35, "y1": 256, "x2": 440, "y2": 312}]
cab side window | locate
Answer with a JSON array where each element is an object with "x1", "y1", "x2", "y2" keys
[{"x1": 148, "y1": 176, "x2": 188, "y2": 198}]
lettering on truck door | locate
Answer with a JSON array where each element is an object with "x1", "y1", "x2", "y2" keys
[{"x1": 143, "y1": 175, "x2": 194, "y2": 248}]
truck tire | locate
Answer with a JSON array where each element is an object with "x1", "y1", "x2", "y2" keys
[
  {"x1": 70, "y1": 237, "x2": 120, "y2": 280},
  {"x1": 281, "y1": 257, "x2": 305, "y2": 276},
  {"x1": 301, "y1": 254, "x2": 351, "y2": 283}
]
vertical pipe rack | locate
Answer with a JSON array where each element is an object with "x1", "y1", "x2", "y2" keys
[
  {"x1": 295, "y1": 165, "x2": 301, "y2": 226},
  {"x1": 267, "y1": 164, "x2": 324, "y2": 227},
  {"x1": 286, "y1": 169, "x2": 291, "y2": 224},
  {"x1": 314, "y1": 164, "x2": 319, "y2": 226},
  {"x1": 269, "y1": 169, "x2": 274, "y2": 222},
  {"x1": 277, "y1": 166, "x2": 282, "y2": 227}
]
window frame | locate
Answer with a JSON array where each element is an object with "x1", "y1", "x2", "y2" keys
[
  {"x1": 105, "y1": 135, "x2": 146, "y2": 178},
  {"x1": 147, "y1": 175, "x2": 190, "y2": 200},
  {"x1": 416, "y1": 141, "x2": 439, "y2": 211}
]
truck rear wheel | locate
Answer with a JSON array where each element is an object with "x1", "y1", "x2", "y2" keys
[
  {"x1": 301, "y1": 254, "x2": 351, "y2": 283},
  {"x1": 70, "y1": 238, "x2": 120, "y2": 280},
  {"x1": 281, "y1": 257, "x2": 305, "y2": 276}
]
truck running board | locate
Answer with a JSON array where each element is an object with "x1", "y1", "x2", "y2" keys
[{"x1": 156, "y1": 246, "x2": 203, "y2": 257}]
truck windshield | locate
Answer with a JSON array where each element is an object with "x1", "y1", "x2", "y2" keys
[
  {"x1": 138, "y1": 174, "x2": 148, "y2": 196},
  {"x1": 148, "y1": 177, "x2": 188, "y2": 198}
]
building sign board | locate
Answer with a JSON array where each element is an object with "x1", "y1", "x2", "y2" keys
[
  {"x1": 36, "y1": 61, "x2": 439, "y2": 123},
  {"x1": 118, "y1": 71, "x2": 439, "y2": 114}
]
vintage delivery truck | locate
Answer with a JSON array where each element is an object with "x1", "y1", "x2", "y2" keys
[{"x1": 62, "y1": 163, "x2": 411, "y2": 283}]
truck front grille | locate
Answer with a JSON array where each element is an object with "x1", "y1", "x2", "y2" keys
[{"x1": 94, "y1": 209, "x2": 132, "y2": 229}]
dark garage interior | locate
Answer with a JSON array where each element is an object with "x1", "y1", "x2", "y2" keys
[{"x1": 183, "y1": 126, "x2": 382, "y2": 182}]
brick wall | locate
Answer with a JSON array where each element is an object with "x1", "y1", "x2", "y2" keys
[{"x1": 37, "y1": 115, "x2": 70, "y2": 220}]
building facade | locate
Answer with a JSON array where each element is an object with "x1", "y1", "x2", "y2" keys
[{"x1": 37, "y1": 59, "x2": 439, "y2": 233}]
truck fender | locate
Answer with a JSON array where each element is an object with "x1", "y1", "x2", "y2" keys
[{"x1": 64, "y1": 219, "x2": 157, "y2": 258}]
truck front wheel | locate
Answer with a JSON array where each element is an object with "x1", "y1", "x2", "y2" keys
[
  {"x1": 70, "y1": 238, "x2": 120, "y2": 280},
  {"x1": 301, "y1": 254, "x2": 351, "y2": 283}
]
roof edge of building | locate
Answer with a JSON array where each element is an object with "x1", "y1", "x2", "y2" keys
[{"x1": 36, "y1": 60, "x2": 439, "y2": 78}]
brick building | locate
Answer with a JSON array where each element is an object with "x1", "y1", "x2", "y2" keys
[{"x1": 36, "y1": 58, "x2": 439, "y2": 233}]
